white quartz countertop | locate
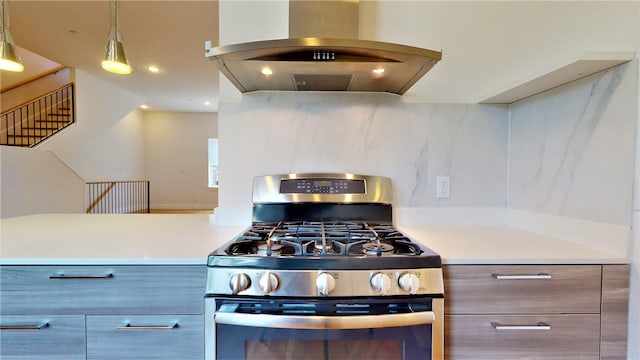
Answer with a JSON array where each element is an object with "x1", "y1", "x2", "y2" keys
[
  {"x1": 0, "y1": 214, "x2": 244, "y2": 265},
  {"x1": 0, "y1": 214, "x2": 630, "y2": 265},
  {"x1": 397, "y1": 225, "x2": 629, "y2": 265}
]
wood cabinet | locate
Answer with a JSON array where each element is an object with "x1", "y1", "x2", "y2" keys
[
  {"x1": 0, "y1": 266, "x2": 204, "y2": 315},
  {"x1": 443, "y1": 264, "x2": 630, "y2": 360},
  {"x1": 600, "y1": 265, "x2": 631, "y2": 360},
  {"x1": 446, "y1": 314, "x2": 601, "y2": 359},
  {"x1": 0, "y1": 315, "x2": 86, "y2": 360},
  {"x1": 86, "y1": 315, "x2": 204, "y2": 360},
  {"x1": 0, "y1": 265, "x2": 206, "y2": 360}
]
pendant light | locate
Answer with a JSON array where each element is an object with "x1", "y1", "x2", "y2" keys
[
  {"x1": 0, "y1": 0, "x2": 23, "y2": 72},
  {"x1": 101, "y1": 0, "x2": 131, "y2": 74}
]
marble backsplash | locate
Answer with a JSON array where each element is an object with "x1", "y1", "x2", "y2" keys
[
  {"x1": 218, "y1": 94, "x2": 508, "y2": 211},
  {"x1": 509, "y1": 61, "x2": 637, "y2": 227},
  {"x1": 216, "y1": 61, "x2": 636, "y2": 229}
]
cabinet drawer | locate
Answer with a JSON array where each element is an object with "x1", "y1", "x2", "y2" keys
[
  {"x1": 443, "y1": 265, "x2": 601, "y2": 314},
  {"x1": 445, "y1": 314, "x2": 600, "y2": 360},
  {"x1": 86, "y1": 315, "x2": 203, "y2": 360},
  {"x1": 0, "y1": 265, "x2": 206, "y2": 315},
  {"x1": 0, "y1": 315, "x2": 86, "y2": 360}
]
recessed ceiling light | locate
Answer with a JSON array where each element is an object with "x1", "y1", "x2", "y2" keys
[
  {"x1": 140, "y1": 104, "x2": 149, "y2": 109},
  {"x1": 372, "y1": 68, "x2": 385, "y2": 74},
  {"x1": 261, "y1": 67, "x2": 273, "y2": 75},
  {"x1": 204, "y1": 101, "x2": 211, "y2": 106},
  {"x1": 147, "y1": 65, "x2": 160, "y2": 73}
]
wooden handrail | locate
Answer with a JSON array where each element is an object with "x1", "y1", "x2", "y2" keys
[
  {"x1": 85, "y1": 182, "x2": 116, "y2": 213},
  {"x1": 1, "y1": 83, "x2": 74, "y2": 115},
  {"x1": 1, "y1": 66, "x2": 68, "y2": 94}
]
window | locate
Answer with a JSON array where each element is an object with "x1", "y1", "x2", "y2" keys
[{"x1": 208, "y1": 138, "x2": 219, "y2": 188}]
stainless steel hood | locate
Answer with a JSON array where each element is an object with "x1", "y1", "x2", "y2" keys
[{"x1": 205, "y1": 1, "x2": 442, "y2": 95}]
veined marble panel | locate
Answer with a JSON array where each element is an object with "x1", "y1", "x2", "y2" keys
[
  {"x1": 218, "y1": 95, "x2": 508, "y2": 210},
  {"x1": 509, "y1": 62, "x2": 637, "y2": 226}
]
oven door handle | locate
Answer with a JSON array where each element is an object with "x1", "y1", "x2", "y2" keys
[{"x1": 214, "y1": 311, "x2": 436, "y2": 330}]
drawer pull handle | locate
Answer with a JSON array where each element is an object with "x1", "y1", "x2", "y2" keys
[
  {"x1": 117, "y1": 322, "x2": 178, "y2": 331},
  {"x1": 491, "y1": 273, "x2": 552, "y2": 280},
  {"x1": 0, "y1": 321, "x2": 49, "y2": 331},
  {"x1": 49, "y1": 272, "x2": 114, "y2": 279},
  {"x1": 491, "y1": 322, "x2": 551, "y2": 331}
]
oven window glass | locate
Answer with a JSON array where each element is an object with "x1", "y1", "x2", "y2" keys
[
  {"x1": 218, "y1": 326, "x2": 431, "y2": 360},
  {"x1": 214, "y1": 298, "x2": 435, "y2": 360},
  {"x1": 245, "y1": 339, "x2": 402, "y2": 359}
]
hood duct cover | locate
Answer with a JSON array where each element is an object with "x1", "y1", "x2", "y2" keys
[{"x1": 206, "y1": 1, "x2": 442, "y2": 95}]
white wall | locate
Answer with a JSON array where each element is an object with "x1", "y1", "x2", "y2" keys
[
  {"x1": 0, "y1": 147, "x2": 84, "y2": 218},
  {"x1": 143, "y1": 111, "x2": 218, "y2": 210},
  {"x1": 70, "y1": 109, "x2": 145, "y2": 182},
  {"x1": 0, "y1": 67, "x2": 71, "y2": 112},
  {"x1": 360, "y1": 1, "x2": 639, "y2": 103},
  {"x1": 38, "y1": 69, "x2": 144, "y2": 180},
  {"x1": 2, "y1": 68, "x2": 217, "y2": 214},
  {"x1": 0, "y1": 69, "x2": 146, "y2": 218}
]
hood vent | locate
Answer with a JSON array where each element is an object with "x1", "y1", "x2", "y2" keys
[{"x1": 206, "y1": 1, "x2": 442, "y2": 95}]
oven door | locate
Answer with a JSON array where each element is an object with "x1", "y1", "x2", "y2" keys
[{"x1": 206, "y1": 297, "x2": 443, "y2": 360}]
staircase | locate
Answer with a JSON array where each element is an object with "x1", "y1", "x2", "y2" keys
[
  {"x1": 86, "y1": 180, "x2": 150, "y2": 214},
  {"x1": 1, "y1": 83, "x2": 75, "y2": 147}
]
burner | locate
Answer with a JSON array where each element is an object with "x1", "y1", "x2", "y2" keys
[
  {"x1": 362, "y1": 242, "x2": 395, "y2": 255},
  {"x1": 226, "y1": 240, "x2": 298, "y2": 256},
  {"x1": 314, "y1": 242, "x2": 331, "y2": 251},
  {"x1": 308, "y1": 240, "x2": 343, "y2": 255},
  {"x1": 257, "y1": 243, "x2": 284, "y2": 256}
]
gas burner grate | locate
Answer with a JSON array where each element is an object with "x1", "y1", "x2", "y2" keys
[{"x1": 225, "y1": 220, "x2": 423, "y2": 257}]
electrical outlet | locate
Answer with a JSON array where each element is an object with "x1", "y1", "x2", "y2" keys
[{"x1": 436, "y1": 176, "x2": 450, "y2": 199}]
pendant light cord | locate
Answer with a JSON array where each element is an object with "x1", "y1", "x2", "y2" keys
[
  {"x1": 111, "y1": 0, "x2": 118, "y2": 40},
  {"x1": 1, "y1": 0, "x2": 6, "y2": 33}
]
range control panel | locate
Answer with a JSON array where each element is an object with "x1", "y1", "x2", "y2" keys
[
  {"x1": 206, "y1": 268, "x2": 444, "y2": 297},
  {"x1": 280, "y1": 178, "x2": 366, "y2": 194},
  {"x1": 252, "y1": 174, "x2": 392, "y2": 204}
]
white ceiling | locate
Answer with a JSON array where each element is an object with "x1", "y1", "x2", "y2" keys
[
  {"x1": 2, "y1": 0, "x2": 219, "y2": 113},
  {"x1": 3, "y1": 1, "x2": 637, "y2": 113}
]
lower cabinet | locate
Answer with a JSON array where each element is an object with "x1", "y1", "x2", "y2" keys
[
  {"x1": 0, "y1": 265, "x2": 206, "y2": 360},
  {"x1": 1, "y1": 264, "x2": 630, "y2": 359},
  {"x1": 0, "y1": 315, "x2": 86, "y2": 360},
  {"x1": 443, "y1": 264, "x2": 630, "y2": 360},
  {"x1": 446, "y1": 314, "x2": 601, "y2": 359},
  {"x1": 86, "y1": 315, "x2": 203, "y2": 360}
]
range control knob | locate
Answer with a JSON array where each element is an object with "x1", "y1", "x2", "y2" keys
[
  {"x1": 370, "y1": 272, "x2": 392, "y2": 294},
  {"x1": 316, "y1": 272, "x2": 336, "y2": 296},
  {"x1": 229, "y1": 273, "x2": 251, "y2": 295},
  {"x1": 259, "y1": 272, "x2": 279, "y2": 294},
  {"x1": 398, "y1": 273, "x2": 421, "y2": 294}
]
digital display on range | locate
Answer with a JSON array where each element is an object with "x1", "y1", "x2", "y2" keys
[
  {"x1": 280, "y1": 178, "x2": 366, "y2": 194},
  {"x1": 313, "y1": 180, "x2": 333, "y2": 187}
]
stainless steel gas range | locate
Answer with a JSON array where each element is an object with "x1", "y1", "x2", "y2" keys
[{"x1": 205, "y1": 173, "x2": 444, "y2": 360}]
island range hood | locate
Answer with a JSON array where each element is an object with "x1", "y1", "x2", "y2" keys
[{"x1": 205, "y1": 0, "x2": 442, "y2": 95}]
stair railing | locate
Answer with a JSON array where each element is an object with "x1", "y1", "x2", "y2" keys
[
  {"x1": 1, "y1": 83, "x2": 75, "y2": 147},
  {"x1": 86, "y1": 180, "x2": 150, "y2": 214}
]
